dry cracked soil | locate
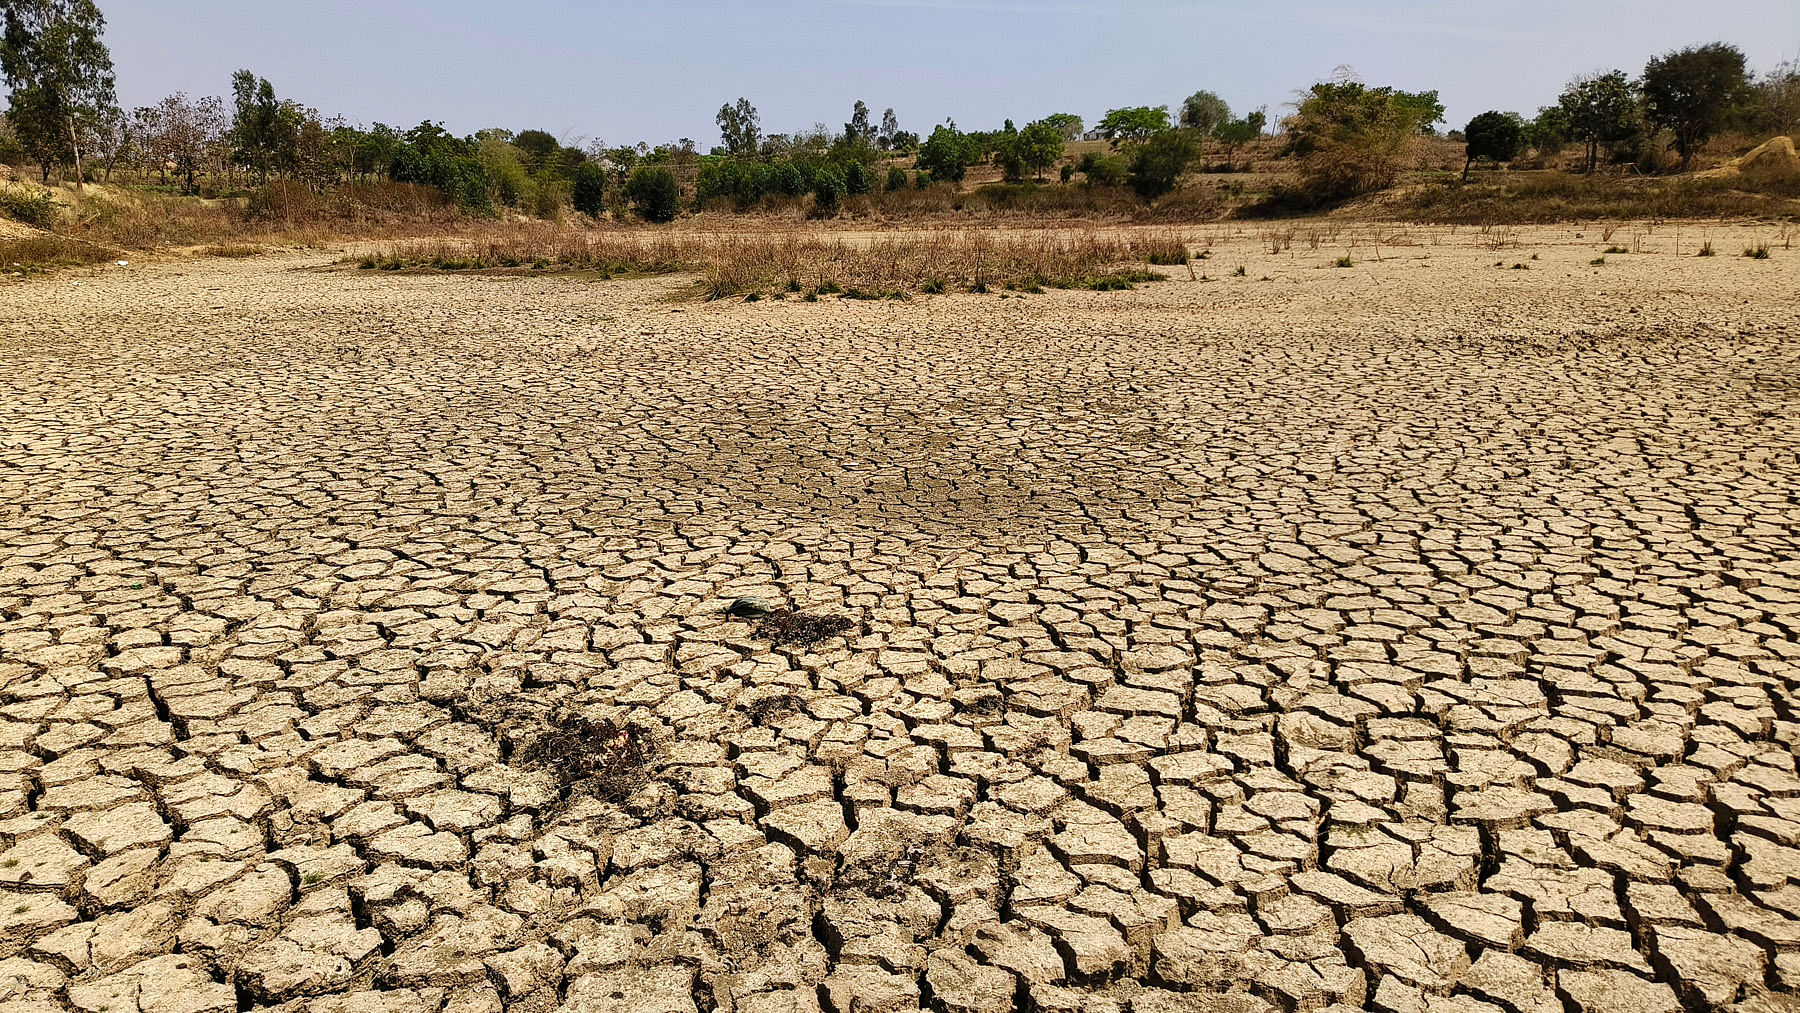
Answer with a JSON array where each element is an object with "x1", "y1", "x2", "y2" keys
[{"x1": 1, "y1": 222, "x2": 1799, "y2": 1013}]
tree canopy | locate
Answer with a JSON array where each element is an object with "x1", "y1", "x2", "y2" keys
[
  {"x1": 0, "y1": 0, "x2": 116, "y2": 187},
  {"x1": 1642, "y1": 42, "x2": 1749, "y2": 168},
  {"x1": 1179, "y1": 90, "x2": 1231, "y2": 135},
  {"x1": 1559, "y1": 71, "x2": 1641, "y2": 172},
  {"x1": 915, "y1": 120, "x2": 978, "y2": 182},
  {"x1": 715, "y1": 97, "x2": 758, "y2": 157},
  {"x1": 1461, "y1": 110, "x2": 1523, "y2": 179},
  {"x1": 1097, "y1": 105, "x2": 1170, "y2": 147}
]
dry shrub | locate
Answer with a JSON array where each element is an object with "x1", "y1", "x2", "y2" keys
[
  {"x1": 0, "y1": 234, "x2": 118, "y2": 273},
  {"x1": 1394, "y1": 172, "x2": 1800, "y2": 223},
  {"x1": 355, "y1": 224, "x2": 1180, "y2": 298},
  {"x1": 69, "y1": 191, "x2": 238, "y2": 247},
  {"x1": 751, "y1": 610, "x2": 857, "y2": 648},
  {"x1": 515, "y1": 712, "x2": 658, "y2": 803},
  {"x1": 245, "y1": 181, "x2": 457, "y2": 227}
]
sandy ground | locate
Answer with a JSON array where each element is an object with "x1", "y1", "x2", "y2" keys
[{"x1": 1, "y1": 222, "x2": 1799, "y2": 1013}]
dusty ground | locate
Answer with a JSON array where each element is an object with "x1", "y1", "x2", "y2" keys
[{"x1": 1, "y1": 222, "x2": 1799, "y2": 1013}]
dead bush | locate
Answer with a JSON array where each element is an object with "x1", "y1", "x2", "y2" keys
[{"x1": 515, "y1": 712, "x2": 659, "y2": 803}]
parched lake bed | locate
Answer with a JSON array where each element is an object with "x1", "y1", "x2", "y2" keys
[{"x1": 2, "y1": 224, "x2": 1799, "y2": 1013}]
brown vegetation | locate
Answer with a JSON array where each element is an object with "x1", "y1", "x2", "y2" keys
[{"x1": 352, "y1": 224, "x2": 1183, "y2": 298}]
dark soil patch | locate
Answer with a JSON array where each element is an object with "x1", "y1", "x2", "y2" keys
[
  {"x1": 515, "y1": 712, "x2": 658, "y2": 802},
  {"x1": 752, "y1": 609, "x2": 857, "y2": 648}
]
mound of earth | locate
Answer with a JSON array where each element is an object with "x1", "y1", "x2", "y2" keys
[{"x1": 1701, "y1": 135, "x2": 1798, "y2": 179}]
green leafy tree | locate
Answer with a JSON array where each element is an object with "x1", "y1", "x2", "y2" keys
[
  {"x1": 1525, "y1": 106, "x2": 1571, "y2": 155},
  {"x1": 1078, "y1": 149, "x2": 1125, "y2": 187},
  {"x1": 1393, "y1": 90, "x2": 1446, "y2": 135},
  {"x1": 1011, "y1": 118, "x2": 1065, "y2": 181},
  {"x1": 1283, "y1": 80, "x2": 1439, "y2": 200},
  {"x1": 1460, "y1": 110, "x2": 1523, "y2": 180},
  {"x1": 1212, "y1": 109, "x2": 1264, "y2": 170},
  {"x1": 885, "y1": 165, "x2": 907, "y2": 191},
  {"x1": 0, "y1": 0, "x2": 116, "y2": 189},
  {"x1": 1040, "y1": 112, "x2": 1084, "y2": 141},
  {"x1": 228, "y1": 70, "x2": 280, "y2": 182},
  {"x1": 1559, "y1": 71, "x2": 1642, "y2": 173},
  {"x1": 715, "y1": 97, "x2": 759, "y2": 157},
  {"x1": 623, "y1": 164, "x2": 679, "y2": 222},
  {"x1": 1179, "y1": 90, "x2": 1230, "y2": 135},
  {"x1": 844, "y1": 100, "x2": 871, "y2": 147},
  {"x1": 812, "y1": 165, "x2": 845, "y2": 216},
  {"x1": 877, "y1": 107, "x2": 899, "y2": 150},
  {"x1": 1127, "y1": 129, "x2": 1198, "y2": 200},
  {"x1": 843, "y1": 159, "x2": 871, "y2": 195},
  {"x1": 513, "y1": 129, "x2": 560, "y2": 174},
  {"x1": 915, "y1": 121, "x2": 977, "y2": 182},
  {"x1": 1641, "y1": 42, "x2": 1749, "y2": 169},
  {"x1": 572, "y1": 161, "x2": 606, "y2": 217},
  {"x1": 1097, "y1": 105, "x2": 1170, "y2": 147}
]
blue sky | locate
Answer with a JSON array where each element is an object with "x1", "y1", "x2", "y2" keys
[{"x1": 106, "y1": 1, "x2": 1799, "y2": 145}]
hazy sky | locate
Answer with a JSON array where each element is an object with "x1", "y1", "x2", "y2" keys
[{"x1": 105, "y1": 1, "x2": 1799, "y2": 145}]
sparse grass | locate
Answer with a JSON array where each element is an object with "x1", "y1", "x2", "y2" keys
[
  {"x1": 1603, "y1": 245, "x2": 1629, "y2": 254},
  {"x1": 202, "y1": 243, "x2": 262, "y2": 258},
  {"x1": 1744, "y1": 243, "x2": 1770, "y2": 259},
  {"x1": 1334, "y1": 254, "x2": 1354, "y2": 268},
  {"x1": 1698, "y1": 241, "x2": 1715, "y2": 257},
  {"x1": 1590, "y1": 256, "x2": 1607, "y2": 266}
]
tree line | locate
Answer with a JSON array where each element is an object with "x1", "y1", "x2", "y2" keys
[{"x1": 4, "y1": 0, "x2": 1797, "y2": 221}]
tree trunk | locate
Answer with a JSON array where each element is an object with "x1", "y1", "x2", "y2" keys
[
  {"x1": 68, "y1": 116, "x2": 84, "y2": 194},
  {"x1": 1462, "y1": 155, "x2": 1473, "y2": 182}
]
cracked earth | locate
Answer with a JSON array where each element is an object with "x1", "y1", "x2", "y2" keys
[{"x1": 2, "y1": 223, "x2": 1799, "y2": 1013}]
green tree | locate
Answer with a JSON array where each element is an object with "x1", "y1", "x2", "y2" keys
[
  {"x1": 1212, "y1": 109, "x2": 1264, "y2": 170},
  {"x1": 1012, "y1": 118, "x2": 1065, "y2": 181},
  {"x1": 1525, "y1": 106, "x2": 1571, "y2": 155},
  {"x1": 513, "y1": 129, "x2": 559, "y2": 174},
  {"x1": 1460, "y1": 110, "x2": 1523, "y2": 180},
  {"x1": 1179, "y1": 90, "x2": 1230, "y2": 135},
  {"x1": 572, "y1": 161, "x2": 606, "y2": 217},
  {"x1": 843, "y1": 159, "x2": 871, "y2": 195},
  {"x1": 1641, "y1": 42, "x2": 1749, "y2": 169},
  {"x1": 1097, "y1": 105, "x2": 1170, "y2": 147},
  {"x1": 812, "y1": 165, "x2": 845, "y2": 216},
  {"x1": 1079, "y1": 149, "x2": 1125, "y2": 187},
  {"x1": 623, "y1": 165, "x2": 679, "y2": 222},
  {"x1": 1040, "y1": 112, "x2": 1084, "y2": 141},
  {"x1": 1284, "y1": 80, "x2": 1439, "y2": 200},
  {"x1": 877, "y1": 107, "x2": 899, "y2": 150},
  {"x1": 844, "y1": 100, "x2": 871, "y2": 147},
  {"x1": 1127, "y1": 129, "x2": 1198, "y2": 200},
  {"x1": 915, "y1": 121, "x2": 977, "y2": 182},
  {"x1": 1393, "y1": 90, "x2": 1446, "y2": 134},
  {"x1": 0, "y1": 0, "x2": 116, "y2": 189},
  {"x1": 228, "y1": 69, "x2": 280, "y2": 182},
  {"x1": 1559, "y1": 71, "x2": 1641, "y2": 173},
  {"x1": 715, "y1": 97, "x2": 759, "y2": 157}
]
